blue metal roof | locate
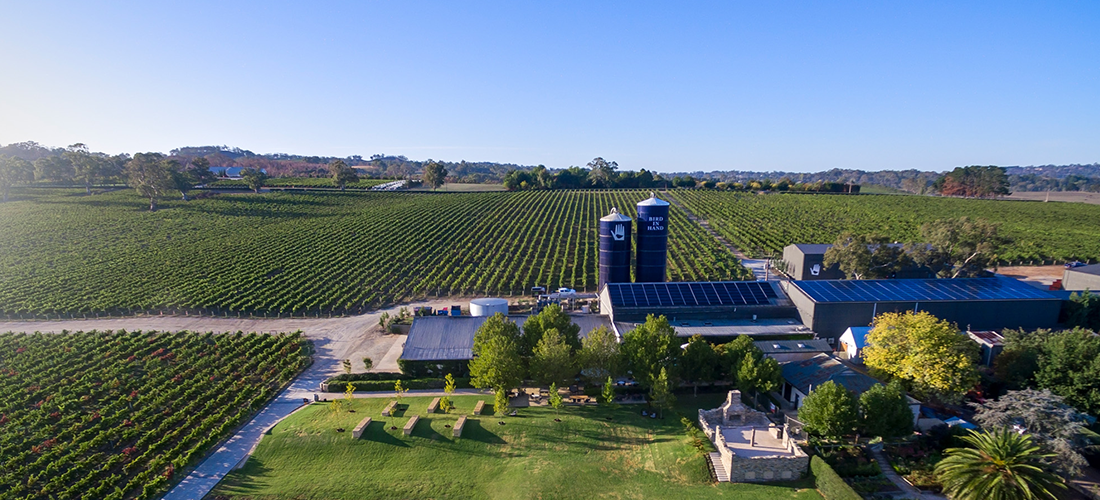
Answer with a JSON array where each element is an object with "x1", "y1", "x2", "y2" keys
[
  {"x1": 791, "y1": 276, "x2": 1057, "y2": 303},
  {"x1": 606, "y1": 281, "x2": 778, "y2": 308},
  {"x1": 781, "y1": 353, "x2": 880, "y2": 396}
]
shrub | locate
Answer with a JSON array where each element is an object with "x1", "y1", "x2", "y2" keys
[
  {"x1": 810, "y1": 455, "x2": 863, "y2": 500},
  {"x1": 336, "y1": 377, "x2": 472, "y2": 392}
]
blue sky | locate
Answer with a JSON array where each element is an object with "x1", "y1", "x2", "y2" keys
[{"x1": 1, "y1": 1, "x2": 1097, "y2": 172}]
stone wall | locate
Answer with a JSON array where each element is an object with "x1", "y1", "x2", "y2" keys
[{"x1": 727, "y1": 454, "x2": 810, "y2": 482}]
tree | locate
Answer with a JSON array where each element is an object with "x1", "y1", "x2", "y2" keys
[
  {"x1": 394, "y1": 379, "x2": 408, "y2": 413},
  {"x1": 548, "y1": 382, "x2": 563, "y2": 415},
  {"x1": 909, "y1": 217, "x2": 1007, "y2": 278},
  {"x1": 440, "y1": 373, "x2": 456, "y2": 414},
  {"x1": 681, "y1": 335, "x2": 718, "y2": 396},
  {"x1": 736, "y1": 352, "x2": 782, "y2": 409},
  {"x1": 422, "y1": 160, "x2": 447, "y2": 190},
  {"x1": 934, "y1": 165, "x2": 1011, "y2": 199},
  {"x1": 240, "y1": 168, "x2": 268, "y2": 193},
  {"x1": 858, "y1": 381, "x2": 913, "y2": 439},
  {"x1": 823, "y1": 232, "x2": 911, "y2": 279},
  {"x1": 125, "y1": 153, "x2": 174, "y2": 211},
  {"x1": 362, "y1": 357, "x2": 374, "y2": 372},
  {"x1": 602, "y1": 376, "x2": 616, "y2": 406},
  {"x1": 798, "y1": 381, "x2": 858, "y2": 439},
  {"x1": 935, "y1": 428, "x2": 1065, "y2": 500},
  {"x1": 33, "y1": 155, "x2": 73, "y2": 183},
  {"x1": 622, "y1": 315, "x2": 681, "y2": 389},
  {"x1": 586, "y1": 157, "x2": 618, "y2": 188},
  {"x1": 521, "y1": 303, "x2": 581, "y2": 355},
  {"x1": 167, "y1": 159, "x2": 197, "y2": 201},
  {"x1": 63, "y1": 143, "x2": 104, "y2": 195},
  {"x1": 973, "y1": 389, "x2": 1092, "y2": 478},
  {"x1": 1032, "y1": 329, "x2": 1100, "y2": 418},
  {"x1": 493, "y1": 386, "x2": 509, "y2": 417},
  {"x1": 329, "y1": 159, "x2": 359, "y2": 190},
  {"x1": 0, "y1": 155, "x2": 33, "y2": 202},
  {"x1": 468, "y1": 313, "x2": 524, "y2": 393},
  {"x1": 342, "y1": 359, "x2": 352, "y2": 374},
  {"x1": 1062, "y1": 291, "x2": 1100, "y2": 332},
  {"x1": 187, "y1": 156, "x2": 216, "y2": 186},
  {"x1": 649, "y1": 367, "x2": 676, "y2": 418},
  {"x1": 577, "y1": 326, "x2": 621, "y2": 383},
  {"x1": 716, "y1": 335, "x2": 755, "y2": 381},
  {"x1": 862, "y1": 311, "x2": 979, "y2": 404},
  {"x1": 530, "y1": 328, "x2": 575, "y2": 387}
]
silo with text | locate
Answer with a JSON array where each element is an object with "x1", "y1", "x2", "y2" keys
[
  {"x1": 634, "y1": 193, "x2": 669, "y2": 283},
  {"x1": 598, "y1": 208, "x2": 632, "y2": 288}
]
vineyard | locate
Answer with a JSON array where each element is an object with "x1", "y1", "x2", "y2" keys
[
  {"x1": 671, "y1": 191, "x2": 1100, "y2": 262},
  {"x1": 0, "y1": 188, "x2": 750, "y2": 318},
  {"x1": 0, "y1": 330, "x2": 308, "y2": 500}
]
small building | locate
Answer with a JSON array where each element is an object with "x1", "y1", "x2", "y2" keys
[
  {"x1": 837, "y1": 326, "x2": 872, "y2": 364},
  {"x1": 754, "y1": 340, "x2": 833, "y2": 363},
  {"x1": 967, "y1": 330, "x2": 1005, "y2": 367},
  {"x1": 1063, "y1": 263, "x2": 1100, "y2": 292},
  {"x1": 399, "y1": 314, "x2": 612, "y2": 375},
  {"x1": 780, "y1": 353, "x2": 920, "y2": 424},
  {"x1": 698, "y1": 390, "x2": 809, "y2": 482},
  {"x1": 780, "y1": 243, "x2": 933, "y2": 281}
]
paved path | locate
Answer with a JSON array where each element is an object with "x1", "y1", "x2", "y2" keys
[{"x1": 870, "y1": 447, "x2": 944, "y2": 500}]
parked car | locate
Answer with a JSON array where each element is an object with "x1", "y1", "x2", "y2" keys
[{"x1": 1065, "y1": 261, "x2": 1087, "y2": 269}]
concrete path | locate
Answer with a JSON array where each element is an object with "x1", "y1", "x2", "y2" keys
[{"x1": 870, "y1": 447, "x2": 944, "y2": 499}]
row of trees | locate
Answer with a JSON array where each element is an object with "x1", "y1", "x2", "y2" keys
[
  {"x1": 467, "y1": 310, "x2": 783, "y2": 414},
  {"x1": 798, "y1": 380, "x2": 914, "y2": 439},
  {"x1": 822, "y1": 217, "x2": 1006, "y2": 279},
  {"x1": 933, "y1": 165, "x2": 1011, "y2": 198},
  {"x1": 994, "y1": 325, "x2": 1100, "y2": 416}
]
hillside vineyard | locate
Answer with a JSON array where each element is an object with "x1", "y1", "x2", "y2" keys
[{"x1": 0, "y1": 189, "x2": 750, "y2": 318}]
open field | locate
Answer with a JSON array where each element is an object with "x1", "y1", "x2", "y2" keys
[
  {"x1": 0, "y1": 330, "x2": 307, "y2": 500},
  {"x1": 671, "y1": 191, "x2": 1100, "y2": 261},
  {"x1": 1005, "y1": 191, "x2": 1100, "y2": 205},
  {"x1": 212, "y1": 394, "x2": 822, "y2": 500},
  {"x1": 0, "y1": 188, "x2": 749, "y2": 318}
]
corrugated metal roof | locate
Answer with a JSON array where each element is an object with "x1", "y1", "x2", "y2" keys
[
  {"x1": 754, "y1": 339, "x2": 832, "y2": 354},
  {"x1": 401, "y1": 314, "x2": 612, "y2": 361},
  {"x1": 781, "y1": 353, "x2": 879, "y2": 396}
]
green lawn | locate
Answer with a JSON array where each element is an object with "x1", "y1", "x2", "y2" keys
[{"x1": 213, "y1": 395, "x2": 822, "y2": 500}]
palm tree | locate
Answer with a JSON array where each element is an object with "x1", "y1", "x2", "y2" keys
[{"x1": 935, "y1": 428, "x2": 1066, "y2": 500}]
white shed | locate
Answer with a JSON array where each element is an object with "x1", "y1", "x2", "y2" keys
[{"x1": 838, "y1": 327, "x2": 871, "y2": 364}]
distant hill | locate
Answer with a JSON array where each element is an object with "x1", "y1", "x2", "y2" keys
[{"x1": 3, "y1": 141, "x2": 1096, "y2": 191}]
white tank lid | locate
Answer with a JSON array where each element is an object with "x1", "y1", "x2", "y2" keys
[
  {"x1": 600, "y1": 207, "x2": 633, "y2": 222},
  {"x1": 470, "y1": 298, "x2": 508, "y2": 306},
  {"x1": 637, "y1": 192, "x2": 670, "y2": 206}
]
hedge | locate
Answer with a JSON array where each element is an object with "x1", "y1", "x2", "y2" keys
[
  {"x1": 331, "y1": 377, "x2": 473, "y2": 392},
  {"x1": 810, "y1": 455, "x2": 863, "y2": 500}
]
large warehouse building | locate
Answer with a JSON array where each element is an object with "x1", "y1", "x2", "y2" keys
[{"x1": 782, "y1": 276, "x2": 1063, "y2": 341}]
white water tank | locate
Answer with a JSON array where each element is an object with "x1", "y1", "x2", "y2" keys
[{"x1": 470, "y1": 298, "x2": 508, "y2": 317}]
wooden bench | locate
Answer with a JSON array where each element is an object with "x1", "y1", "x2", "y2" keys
[
  {"x1": 453, "y1": 415, "x2": 467, "y2": 438},
  {"x1": 473, "y1": 400, "x2": 485, "y2": 415},
  {"x1": 427, "y1": 397, "x2": 440, "y2": 413},
  {"x1": 352, "y1": 417, "x2": 372, "y2": 439},
  {"x1": 403, "y1": 415, "x2": 419, "y2": 436},
  {"x1": 382, "y1": 400, "x2": 397, "y2": 417}
]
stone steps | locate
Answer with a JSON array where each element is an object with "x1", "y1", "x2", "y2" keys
[{"x1": 708, "y1": 452, "x2": 730, "y2": 482}]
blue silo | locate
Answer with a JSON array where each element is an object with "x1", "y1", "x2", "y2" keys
[
  {"x1": 635, "y1": 193, "x2": 669, "y2": 283},
  {"x1": 599, "y1": 207, "x2": 632, "y2": 288}
]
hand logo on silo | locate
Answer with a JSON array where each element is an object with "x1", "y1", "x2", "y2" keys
[{"x1": 612, "y1": 224, "x2": 626, "y2": 241}]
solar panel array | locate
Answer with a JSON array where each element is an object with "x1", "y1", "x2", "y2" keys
[
  {"x1": 607, "y1": 281, "x2": 778, "y2": 308},
  {"x1": 792, "y1": 277, "x2": 1056, "y2": 303}
]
